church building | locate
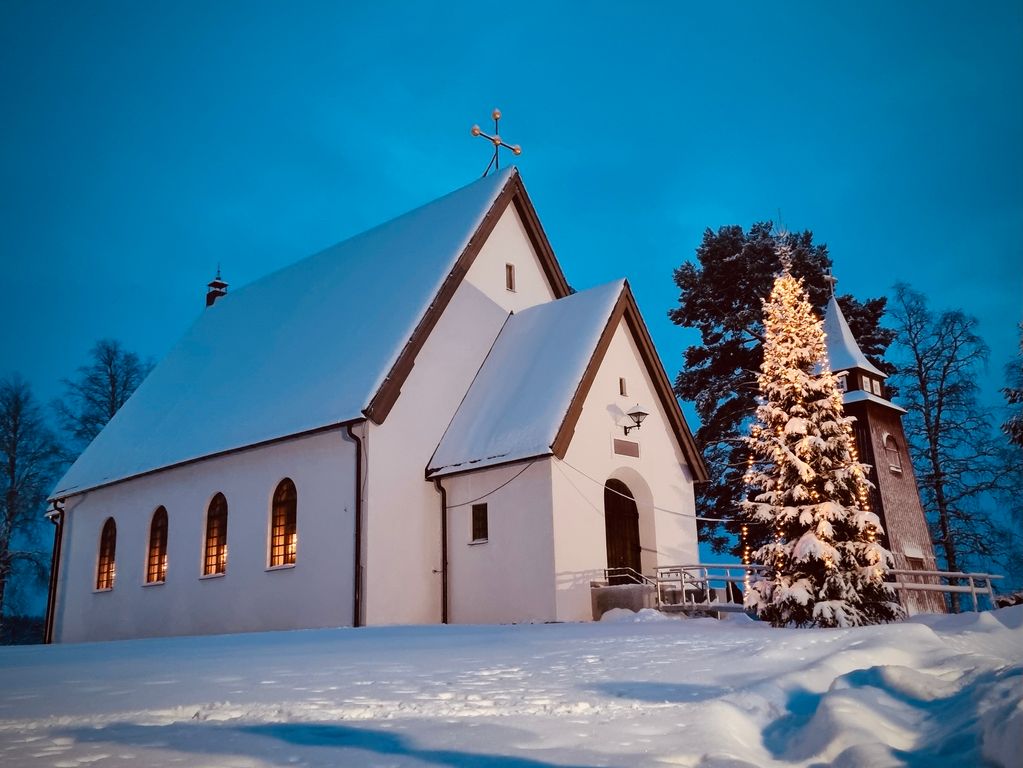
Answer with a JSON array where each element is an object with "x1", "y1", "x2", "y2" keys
[
  {"x1": 44, "y1": 168, "x2": 708, "y2": 643},
  {"x1": 823, "y1": 292, "x2": 942, "y2": 614}
]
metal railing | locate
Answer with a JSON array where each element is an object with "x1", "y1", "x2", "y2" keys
[
  {"x1": 648, "y1": 564, "x2": 1003, "y2": 614},
  {"x1": 653, "y1": 563, "x2": 766, "y2": 613},
  {"x1": 603, "y1": 566, "x2": 656, "y2": 586},
  {"x1": 889, "y1": 569, "x2": 1003, "y2": 612}
]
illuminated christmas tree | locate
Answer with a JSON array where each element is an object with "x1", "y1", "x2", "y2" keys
[{"x1": 742, "y1": 261, "x2": 901, "y2": 627}]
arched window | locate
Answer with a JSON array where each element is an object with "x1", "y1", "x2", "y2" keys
[
  {"x1": 203, "y1": 493, "x2": 228, "y2": 575},
  {"x1": 146, "y1": 506, "x2": 168, "y2": 583},
  {"x1": 269, "y1": 478, "x2": 297, "y2": 567},
  {"x1": 96, "y1": 518, "x2": 117, "y2": 590},
  {"x1": 884, "y1": 434, "x2": 902, "y2": 473}
]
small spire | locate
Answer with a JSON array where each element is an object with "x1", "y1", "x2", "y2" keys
[
  {"x1": 825, "y1": 270, "x2": 838, "y2": 296},
  {"x1": 823, "y1": 279, "x2": 886, "y2": 379},
  {"x1": 206, "y1": 266, "x2": 228, "y2": 308}
]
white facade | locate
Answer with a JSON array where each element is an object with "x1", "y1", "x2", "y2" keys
[
  {"x1": 53, "y1": 430, "x2": 356, "y2": 642},
  {"x1": 442, "y1": 317, "x2": 699, "y2": 625},
  {"x1": 47, "y1": 169, "x2": 705, "y2": 642}
]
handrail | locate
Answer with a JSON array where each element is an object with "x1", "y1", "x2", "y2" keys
[
  {"x1": 653, "y1": 563, "x2": 764, "y2": 613},
  {"x1": 888, "y1": 569, "x2": 1003, "y2": 612},
  {"x1": 888, "y1": 569, "x2": 1002, "y2": 580},
  {"x1": 603, "y1": 566, "x2": 656, "y2": 586},
  {"x1": 650, "y1": 563, "x2": 1004, "y2": 614}
]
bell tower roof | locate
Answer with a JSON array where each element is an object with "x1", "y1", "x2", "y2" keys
[{"x1": 823, "y1": 293, "x2": 886, "y2": 378}]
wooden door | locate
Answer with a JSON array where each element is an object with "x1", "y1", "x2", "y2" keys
[{"x1": 604, "y1": 479, "x2": 641, "y2": 582}]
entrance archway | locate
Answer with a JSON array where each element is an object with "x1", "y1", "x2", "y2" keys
[{"x1": 604, "y1": 479, "x2": 641, "y2": 583}]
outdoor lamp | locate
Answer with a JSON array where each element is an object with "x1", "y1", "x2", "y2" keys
[{"x1": 624, "y1": 404, "x2": 649, "y2": 435}]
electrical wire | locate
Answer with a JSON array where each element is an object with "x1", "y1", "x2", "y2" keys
[
  {"x1": 439, "y1": 453, "x2": 773, "y2": 527},
  {"x1": 442, "y1": 459, "x2": 538, "y2": 509},
  {"x1": 555, "y1": 457, "x2": 773, "y2": 526}
]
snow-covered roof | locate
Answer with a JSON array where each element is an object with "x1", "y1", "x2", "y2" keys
[
  {"x1": 842, "y1": 389, "x2": 907, "y2": 414},
  {"x1": 428, "y1": 281, "x2": 625, "y2": 477},
  {"x1": 52, "y1": 169, "x2": 523, "y2": 498},
  {"x1": 823, "y1": 293, "x2": 886, "y2": 378}
]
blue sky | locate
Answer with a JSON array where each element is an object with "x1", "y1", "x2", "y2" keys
[{"x1": 2, "y1": 1, "x2": 1021, "y2": 429}]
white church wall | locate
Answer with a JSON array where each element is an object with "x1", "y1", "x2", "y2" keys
[
  {"x1": 443, "y1": 459, "x2": 558, "y2": 624},
  {"x1": 54, "y1": 429, "x2": 356, "y2": 642},
  {"x1": 361, "y1": 206, "x2": 562, "y2": 626},
  {"x1": 464, "y1": 204, "x2": 557, "y2": 312},
  {"x1": 551, "y1": 319, "x2": 699, "y2": 622},
  {"x1": 362, "y1": 282, "x2": 509, "y2": 625}
]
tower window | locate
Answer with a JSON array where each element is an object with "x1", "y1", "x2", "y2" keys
[
  {"x1": 505, "y1": 263, "x2": 516, "y2": 292},
  {"x1": 836, "y1": 374, "x2": 848, "y2": 393},
  {"x1": 471, "y1": 503, "x2": 488, "y2": 542},
  {"x1": 146, "y1": 506, "x2": 168, "y2": 584},
  {"x1": 873, "y1": 379, "x2": 883, "y2": 396},
  {"x1": 619, "y1": 377, "x2": 628, "y2": 396},
  {"x1": 96, "y1": 517, "x2": 117, "y2": 590},
  {"x1": 269, "y1": 478, "x2": 298, "y2": 567},
  {"x1": 203, "y1": 493, "x2": 228, "y2": 575},
  {"x1": 883, "y1": 435, "x2": 902, "y2": 474}
]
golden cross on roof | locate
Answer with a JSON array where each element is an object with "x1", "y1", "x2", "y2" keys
[{"x1": 471, "y1": 109, "x2": 521, "y2": 177}]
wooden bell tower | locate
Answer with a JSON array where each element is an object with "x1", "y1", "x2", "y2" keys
[{"x1": 823, "y1": 289, "x2": 944, "y2": 614}]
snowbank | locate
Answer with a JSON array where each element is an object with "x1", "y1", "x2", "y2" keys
[{"x1": 0, "y1": 606, "x2": 1020, "y2": 767}]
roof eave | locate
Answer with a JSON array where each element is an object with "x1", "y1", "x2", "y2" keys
[{"x1": 47, "y1": 419, "x2": 366, "y2": 502}]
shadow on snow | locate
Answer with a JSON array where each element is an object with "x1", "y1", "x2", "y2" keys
[{"x1": 58, "y1": 720, "x2": 608, "y2": 768}]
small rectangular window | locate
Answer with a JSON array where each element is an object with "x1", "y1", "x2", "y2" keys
[
  {"x1": 836, "y1": 374, "x2": 847, "y2": 393},
  {"x1": 471, "y1": 503, "x2": 488, "y2": 542},
  {"x1": 873, "y1": 379, "x2": 882, "y2": 396},
  {"x1": 619, "y1": 377, "x2": 627, "y2": 396},
  {"x1": 505, "y1": 263, "x2": 516, "y2": 292}
]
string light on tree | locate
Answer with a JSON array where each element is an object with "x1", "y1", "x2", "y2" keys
[{"x1": 738, "y1": 250, "x2": 901, "y2": 628}]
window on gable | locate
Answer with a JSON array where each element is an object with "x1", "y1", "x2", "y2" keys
[
  {"x1": 883, "y1": 434, "x2": 902, "y2": 474},
  {"x1": 146, "y1": 506, "x2": 168, "y2": 584},
  {"x1": 471, "y1": 503, "x2": 488, "y2": 542},
  {"x1": 203, "y1": 493, "x2": 228, "y2": 575},
  {"x1": 96, "y1": 517, "x2": 117, "y2": 590},
  {"x1": 619, "y1": 377, "x2": 628, "y2": 397},
  {"x1": 270, "y1": 478, "x2": 298, "y2": 567},
  {"x1": 505, "y1": 263, "x2": 516, "y2": 292}
]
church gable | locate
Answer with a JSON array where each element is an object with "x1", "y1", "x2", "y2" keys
[
  {"x1": 364, "y1": 171, "x2": 570, "y2": 423},
  {"x1": 552, "y1": 285, "x2": 708, "y2": 481},
  {"x1": 463, "y1": 200, "x2": 559, "y2": 313},
  {"x1": 427, "y1": 281, "x2": 625, "y2": 477},
  {"x1": 427, "y1": 281, "x2": 707, "y2": 482}
]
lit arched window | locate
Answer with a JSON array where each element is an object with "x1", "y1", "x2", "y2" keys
[
  {"x1": 884, "y1": 434, "x2": 902, "y2": 473},
  {"x1": 269, "y1": 478, "x2": 297, "y2": 567},
  {"x1": 146, "y1": 506, "x2": 168, "y2": 583},
  {"x1": 96, "y1": 518, "x2": 117, "y2": 590},
  {"x1": 203, "y1": 493, "x2": 228, "y2": 575}
]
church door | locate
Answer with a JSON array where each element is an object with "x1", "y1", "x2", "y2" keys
[{"x1": 604, "y1": 479, "x2": 641, "y2": 583}]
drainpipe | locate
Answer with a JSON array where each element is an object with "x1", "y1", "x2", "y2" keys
[
  {"x1": 43, "y1": 500, "x2": 65, "y2": 644},
  {"x1": 344, "y1": 423, "x2": 365, "y2": 628},
  {"x1": 433, "y1": 477, "x2": 448, "y2": 624}
]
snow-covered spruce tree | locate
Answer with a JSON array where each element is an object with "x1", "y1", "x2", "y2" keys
[{"x1": 742, "y1": 266, "x2": 901, "y2": 627}]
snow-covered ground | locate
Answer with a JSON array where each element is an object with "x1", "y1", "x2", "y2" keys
[{"x1": 1, "y1": 607, "x2": 1020, "y2": 768}]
